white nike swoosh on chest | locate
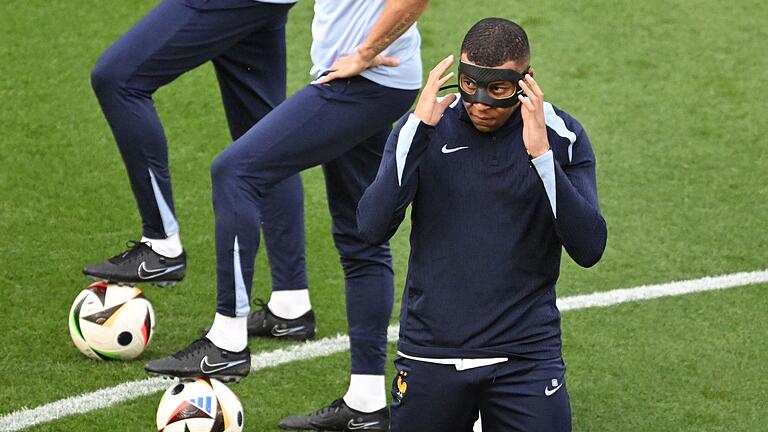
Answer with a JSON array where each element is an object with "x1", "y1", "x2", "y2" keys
[{"x1": 441, "y1": 144, "x2": 469, "y2": 154}]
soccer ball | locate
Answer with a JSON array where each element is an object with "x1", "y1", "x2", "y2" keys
[
  {"x1": 156, "y1": 377, "x2": 244, "y2": 432},
  {"x1": 68, "y1": 282, "x2": 155, "y2": 360}
]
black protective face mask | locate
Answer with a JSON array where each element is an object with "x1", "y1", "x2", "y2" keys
[{"x1": 451, "y1": 62, "x2": 530, "y2": 107}]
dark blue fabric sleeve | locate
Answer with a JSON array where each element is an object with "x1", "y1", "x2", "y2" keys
[
  {"x1": 357, "y1": 113, "x2": 434, "y2": 244},
  {"x1": 551, "y1": 128, "x2": 608, "y2": 267}
]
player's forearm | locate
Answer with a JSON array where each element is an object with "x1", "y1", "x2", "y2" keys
[
  {"x1": 530, "y1": 127, "x2": 606, "y2": 267},
  {"x1": 357, "y1": 114, "x2": 431, "y2": 244},
  {"x1": 357, "y1": 164, "x2": 408, "y2": 245},
  {"x1": 356, "y1": 0, "x2": 430, "y2": 61},
  {"x1": 551, "y1": 164, "x2": 607, "y2": 267}
]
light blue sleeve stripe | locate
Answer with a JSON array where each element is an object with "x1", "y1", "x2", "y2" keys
[
  {"x1": 147, "y1": 168, "x2": 179, "y2": 236},
  {"x1": 531, "y1": 150, "x2": 557, "y2": 218},
  {"x1": 233, "y1": 236, "x2": 250, "y2": 317},
  {"x1": 395, "y1": 114, "x2": 422, "y2": 186},
  {"x1": 543, "y1": 102, "x2": 576, "y2": 162}
]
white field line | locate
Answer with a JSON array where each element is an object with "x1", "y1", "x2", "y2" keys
[
  {"x1": 2, "y1": 269, "x2": 767, "y2": 431},
  {"x1": 556, "y1": 269, "x2": 768, "y2": 311}
]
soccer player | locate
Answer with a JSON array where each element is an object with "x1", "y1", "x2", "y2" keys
[
  {"x1": 357, "y1": 18, "x2": 608, "y2": 431},
  {"x1": 144, "y1": 1, "x2": 429, "y2": 430},
  {"x1": 83, "y1": 0, "x2": 310, "y2": 329}
]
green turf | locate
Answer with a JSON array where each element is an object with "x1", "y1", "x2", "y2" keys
[
  {"x1": 24, "y1": 284, "x2": 768, "y2": 431},
  {"x1": 1, "y1": 0, "x2": 766, "y2": 429},
  {"x1": 566, "y1": 284, "x2": 768, "y2": 431}
]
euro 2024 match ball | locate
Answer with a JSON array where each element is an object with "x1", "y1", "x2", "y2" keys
[
  {"x1": 156, "y1": 377, "x2": 244, "y2": 432},
  {"x1": 68, "y1": 281, "x2": 155, "y2": 360}
]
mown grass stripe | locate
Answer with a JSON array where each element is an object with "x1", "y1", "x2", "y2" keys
[{"x1": 2, "y1": 269, "x2": 766, "y2": 432}]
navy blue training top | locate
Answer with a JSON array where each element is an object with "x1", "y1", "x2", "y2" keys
[{"x1": 357, "y1": 98, "x2": 607, "y2": 360}]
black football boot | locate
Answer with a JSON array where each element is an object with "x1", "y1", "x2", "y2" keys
[
  {"x1": 278, "y1": 399, "x2": 389, "y2": 431},
  {"x1": 144, "y1": 337, "x2": 250, "y2": 383},
  {"x1": 83, "y1": 241, "x2": 186, "y2": 287},
  {"x1": 247, "y1": 299, "x2": 316, "y2": 341}
]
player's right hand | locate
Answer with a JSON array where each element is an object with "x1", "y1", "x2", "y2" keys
[
  {"x1": 414, "y1": 55, "x2": 457, "y2": 126},
  {"x1": 313, "y1": 50, "x2": 400, "y2": 85}
]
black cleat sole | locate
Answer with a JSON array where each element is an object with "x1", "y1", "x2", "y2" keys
[
  {"x1": 84, "y1": 275, "x2": 181, "y2": 288},
  {"x1": 146, "y1": 371, "x2": 246, "y2": 384}
]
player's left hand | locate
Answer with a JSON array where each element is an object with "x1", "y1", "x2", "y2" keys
[
  {"x1": 313, "y1": 50, "x2": 400, "y2": 84},
  {"x1": 518, "y1": 74, "x2": 551, "y2": 159}
]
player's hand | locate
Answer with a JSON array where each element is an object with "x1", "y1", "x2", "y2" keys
[
  {"x1": 413, "y1": 55, "x2": 457, "y2": 126},
  {"x1": 518, "y1": 74, "x2": 550, "y2": 158},
  {"x1": 313, "y1": 50, "x2": 400, "y2": 84}
]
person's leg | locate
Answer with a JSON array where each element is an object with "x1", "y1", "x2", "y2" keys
[
  {"x1": 272, "y1": 83, "x2": 414, "y2": 430},
  {"x1": 478, "y1": 357, "x2": 572, "y2": 432},
  {"x1": 91, "y1": 0, "x2": 266, "y2": 239},
  {"x1": 321, "y1": 127, "x2": 394, "y2": 412},
  {"x1": 141, "y1": 78, "x2": 415, "y2": 381},
  {"x1": 210, "y1": 77, "x2": 415, "y2": 321},
  {"x1": 390, "y1": 357, "x2": 479, "y2": 432},
  {"x1": 205, "y1": 5, "x2": 312, "y2": 348},
  {"x1": 259, "y1": 174, "x2": 310, "y2": 319},
  {"x1": 85, "y1": 0, "x2": 281, "y2": 283}
]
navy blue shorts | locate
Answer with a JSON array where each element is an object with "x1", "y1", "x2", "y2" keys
[{"x1": 391, "y1": 355, "x2": 571, "y2": 432}]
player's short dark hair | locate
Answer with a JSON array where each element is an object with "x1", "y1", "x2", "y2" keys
[{"x1": 460, "y1": 18, "x2": 530, "y2": 67}]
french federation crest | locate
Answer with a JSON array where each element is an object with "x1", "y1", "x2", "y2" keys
[{"x1": 393, "y1": 370, "x2": 408, "y2": 402}]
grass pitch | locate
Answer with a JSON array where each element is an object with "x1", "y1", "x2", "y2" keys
[{"x1": 1, "y1": 0, "x2": 766, "y2": 430}]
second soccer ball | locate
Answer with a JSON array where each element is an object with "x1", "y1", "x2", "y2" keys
[{"x1": 156, "y1": 377, "x2": 244, "y2": 432}]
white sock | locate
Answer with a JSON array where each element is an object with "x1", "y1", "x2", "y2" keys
[
  {"x1": 268, "y1": 289, "x2": 311, "y2": 319},
  {"x1": 141, "y1": 233, "x2": 183, "y2": 258},
  {"x1": 343, "y1": 374, "x2": 386, "y2": 413},
  {"x1": 205, "y1": 313, "x2": 248, "y2": 352}
]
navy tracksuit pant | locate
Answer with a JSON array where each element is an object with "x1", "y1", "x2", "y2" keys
[
  {"x1": 391, "y1": 356, "x2": 572, "y2": 431},
  {"x1": 90, "y1": 0, "x2": 307, "y2": 292},
  {"x1": 212, "y1": 76, "x2": 417, "y2": 374}
]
